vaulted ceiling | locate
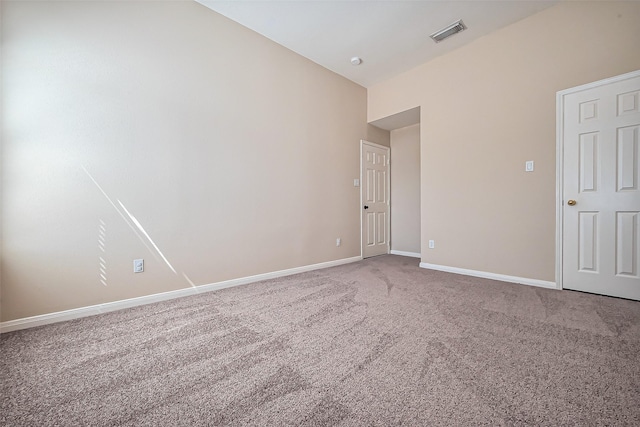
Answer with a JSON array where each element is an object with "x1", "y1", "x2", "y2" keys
[{"x1": 197, "y1": 0, "x2": 559, "y2": 87}]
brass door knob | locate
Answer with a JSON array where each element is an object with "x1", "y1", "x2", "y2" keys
[{"x1": 567, "y1": 200, "x2": 576, "y2": 206}]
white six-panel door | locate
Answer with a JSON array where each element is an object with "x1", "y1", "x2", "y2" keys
[
  {"x1": 361, "y1": 141, "x2": 390, "y2": 258},
  {"x1": 559, "y1": 70, "x2": 640, "y2": 300}
]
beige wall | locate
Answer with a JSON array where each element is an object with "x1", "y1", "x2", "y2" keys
[
  {"x1": 390, "y1": 124, "x2": 420, "y2": 254},
  {"x1": 369, "y1": 1, "x2": 640, "y2": 282},
  {"x1": 366, "y1": 124, "x2": 390, "y2": 147},
  {"x1": 0, "y1": 1, "x2": 376, "y2": 321}
]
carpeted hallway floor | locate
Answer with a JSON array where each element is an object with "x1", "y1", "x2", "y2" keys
[{"x1": 1, "y1": 255, "x2": 639, "y2": 426}]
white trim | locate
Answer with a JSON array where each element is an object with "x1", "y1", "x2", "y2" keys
[
  {"x1": 556, "y1": 69, "x2": 640, "y2": 98},
  {"x1": 0, "y1": 255, "x2": 362, "y2": 333},
  {"x1": 99, "y1": 288, "x2": 197, "y2": 314},
  {"x1": 360, "y1": 141, "x2": 364, "y2": 259},
  {"x1": 555, "y1": 70, "x2": 640, "y2": 291},
  {"x1": 195, "y1": 256, "x2": 362, "y2": 293},
  {"x1": 555, "y1": 86, "x2": 565, "y2": 291},
  {"x1": 0, "y1": 306, "x2": 104, "y2": 332},
  {"x1": 419, "y1": 263, "x2": 556, "y2": 289},
  {"x1": 360, "y1": 140, "x2": 391, "y2": 259},
  {"x1": 390, "y1": 250, "x2": 421, "y2": 258}
]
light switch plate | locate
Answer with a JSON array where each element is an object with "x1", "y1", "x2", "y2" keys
[
  {"x1": 525, "y1": 160, "x2": 534, "y2": 172},
  {"x1": 353, "y1": 179, "x2": 360, "y2": 187}
]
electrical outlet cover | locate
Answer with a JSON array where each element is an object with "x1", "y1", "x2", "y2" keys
[{"x1": 525, "y1": 160, "x2": 534, "y2": 172}]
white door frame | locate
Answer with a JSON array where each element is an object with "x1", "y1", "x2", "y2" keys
[
  {"x1": 360, "y1": 140, "x2": 391, "y2": 258},
  {"x1": 555, "y1": 69, "x2": 640, "y2": 290}
]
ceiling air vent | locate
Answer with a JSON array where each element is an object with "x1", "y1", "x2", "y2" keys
[{"x1": 430, "y1": 19, "x2": 467, "y2": 43}]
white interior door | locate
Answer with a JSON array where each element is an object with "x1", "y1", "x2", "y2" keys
[
  {"x1": 361, "y1": 141, "x2": 390, "y2": 258},
  {"x1": 560, "y1": 70, "x2": 640, "y2": 300}
]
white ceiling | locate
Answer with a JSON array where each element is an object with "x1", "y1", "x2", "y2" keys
[{"x1": 196, "y1": 0, "x2": 559, "y2": 88}]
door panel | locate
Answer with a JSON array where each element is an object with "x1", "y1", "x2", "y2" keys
[
  {"x1": 579, "y1": 132, "x2": 598, "y2": 192},
  {"x1": 561, "y1": 71, "x2": 640, "y2": 300},
  {"x1": 618, "y1": 91, "x2": 639, "y2": 115},
  {"x1": 617, "y1": 126, "x2": 638, "y2": 191},
  {"x1": 366, "y1": 212, "x2": 375, "y2": 246},
  {"x1": 377, "y1": 212, "x2": 386, "y2": 244},
  {"x1": 616, "y1": 212, "x2": 638, "y2": 277},
  {"x1": 362, "y1": 141, "x2": 390, "y2": 258},
  {"x1": 578, "y1": 212, "x2": 598, "y2": 272}
]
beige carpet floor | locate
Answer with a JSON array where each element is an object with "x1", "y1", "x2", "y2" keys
[{"x1": 1, "y1": 255, "x2": 639, "y2": 426}]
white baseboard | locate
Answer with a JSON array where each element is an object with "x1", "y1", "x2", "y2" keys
[
  {"x1": 196, "y1": 256, "x2": 362, "y2": 294},
  {"x1": 419, "y1": 262, "x2": 557, "y2": 289},
  {"x1": 389, "y1": 250, "x2": 421, "y2": 259},
  {"x1": 0, "y1": 255, "x2": 363, "y2": 333}
]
